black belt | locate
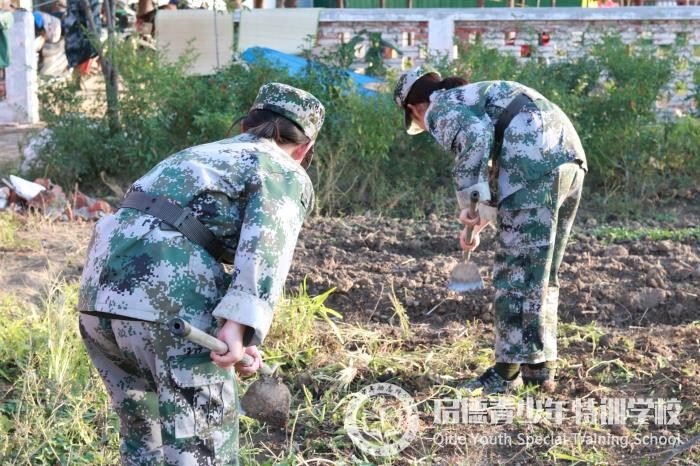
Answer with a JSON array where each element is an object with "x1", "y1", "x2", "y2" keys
[
  {"x1": 80, "y1": 310, "x2": 146, "y2": 322},
  {"x1": 121, "y1": 191, "x2": 232, "y2": 263},
  {"x1": 494, "y1": 93, "x2": 534, "y2": 151}
]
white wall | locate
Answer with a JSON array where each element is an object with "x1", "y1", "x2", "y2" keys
[
  {"x1": 240, "y1": 0, "x2": 276, "y2": 7},
  {"x1": 313, "y1": 7, "x2": 700, "y2": 116},
  {"x1": 0, "y1": 11, "x2": 39, "y2": 124}
]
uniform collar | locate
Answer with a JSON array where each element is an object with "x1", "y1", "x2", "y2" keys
[
  {"x1": 429, "y1": 88, "x2": 446, "y2": 103},
  {"x1": 253, "y1": 135, "x2": 293, "y2": 160},
  {"x1": 424, "y1": 89, "x2": 445, "y2": 133}
]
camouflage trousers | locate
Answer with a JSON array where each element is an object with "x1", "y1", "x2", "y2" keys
[
  {"x1": 79, "y1": 313, "x2": 239, "y2": 466},
  {"x1": 493, "y1": 162, "x2": 585, "y2": 364}
]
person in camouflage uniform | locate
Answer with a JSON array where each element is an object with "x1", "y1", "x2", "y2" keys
[
  {"x1": 78, "y1": 82, "x2": 324, "y2": 465},
  {"x1": 394, "y1": 65, "x2": 587, "y2": 394},
  {"x1": 65, "y1": 0, "x2": 101, "y2": 68}
]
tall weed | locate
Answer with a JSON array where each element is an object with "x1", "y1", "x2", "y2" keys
[{"x1": 0, "y1": 283, "x2": 119, "y2": 465}]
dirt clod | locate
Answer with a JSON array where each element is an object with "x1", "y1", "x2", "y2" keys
[
  {"x1": 598, "y1": 333, "x2": 618, "y2": 349},
  {"x1": 609, "y1": 424, "x2": 629, "y2": 436},
  {"x1": 656, "y1": 240, "x2": 675, "y2": 253},
  {"x1": 692, "y1": 266, "x2": 700, "y2": 280},
  {"x1": 605, "y1": 245, "x2": 629, "y2": 257},
  {"x1": 627, "y1": 287, "x2": 669, "y2": 312},
  {"x1": 540, "y1": 380, "x2": 557, "y2": 393}
]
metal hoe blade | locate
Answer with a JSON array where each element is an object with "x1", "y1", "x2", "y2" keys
[
  {"x1": 240, "y1": 377, "x2": 291, "y2": 428},
  {"x1": 449, "y1": 189, "x2": 484, "y2": 293},
  {"x1": 448, "y1": 260, "x2": 484, "y2": 292}
]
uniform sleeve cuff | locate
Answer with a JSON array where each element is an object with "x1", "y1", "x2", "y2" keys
[
  {"x1": 478, "y1": 203, "x2": 498, "y2": 225},
  {"x1": 456, "y1": 182, "x2": 492, "y2": 209},
  {"x1": 212, "y1": 291, "x2": 273, "y2": 346}
]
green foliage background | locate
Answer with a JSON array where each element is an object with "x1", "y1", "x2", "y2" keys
[{"x1": 35, "y1": 36, "x2": 700, "y2": 217}]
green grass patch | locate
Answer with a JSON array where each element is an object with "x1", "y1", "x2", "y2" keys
[
  {"x1": 0, "y1": 283, "x2": 120, "y2": 465},
  {"x1": 2, "y1": 276, "x2": 695, "y2": 464},
  {"x1": 589, "y1": 225, "x2": 700, "y2": 244},
  {"x1": 0, "y1": 212, "x2": 22, "y2": 250}
]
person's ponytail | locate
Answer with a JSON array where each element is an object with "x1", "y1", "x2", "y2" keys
[
  {"x1": 239, "y1": 109, "x2": 310, "y2": 146},
  {"x1": 438, "y1": 76, "x2": 468, "y2": 90},
  {"x1": 405, "y1": 74, "x2": 468, "y2": 106}
]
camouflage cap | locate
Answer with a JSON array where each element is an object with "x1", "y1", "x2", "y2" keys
[
  {"x1": 393, "y1": 64, "x2": 442, "y2": 108},
  {"x1": 251, "y1": 83, "x2": 325, "y2": 141},
  {"x1": 393, "y1": 64, "x2": 442, "y2": 135}
]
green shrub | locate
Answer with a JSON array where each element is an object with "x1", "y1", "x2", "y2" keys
[
  {"x1": 36, "y1": 41, "x2": 451, "y2": 216},
  {"x1": 38, "y1": 44, "x2": 294, "y2": 188},
  {"x1": 442, "y1": 36, "x2": 693, "y2": 198},
  {"x1": 33, "y1": 35, "x2": 700, "y2": 217}
]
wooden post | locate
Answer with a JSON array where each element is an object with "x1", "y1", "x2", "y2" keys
[
  {"x1": 407, "y1": 0, "x2": 413, "y2": 6},
  {"x1": 276, "y1": 0, "x2": 285, "y2": 6},
  {"x1": 379, "y1": 0, "x2": 385, "y2": 6},
  {"x1": 477, "y1": 0, "x2": 485, "y2": 6},
  {"x1": 254, "y1": 0, "x2": 263, "y2": 7},
  {"x1": 104, "y1": 0, "x2": 118, "y2": 129},
  {"x1": 337, "y1": 0, "x2": 344, "y2": 7},
  {"x1": 508, "y1": 0, "x2": 515, "y2": 6}
]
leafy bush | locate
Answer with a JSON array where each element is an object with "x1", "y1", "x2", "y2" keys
[
  {"x1": 36, "y1": 41, "x2": 449, "y2": 216},
  {"x1": 441, "y1": 36, "x2": 695, "y2": 199},
  {"x1": 38, "y1": 44, "x2": 292, "y2": 188},
  {"x1": 33, "y1": 35, "x2": 700, "y2": 217}
]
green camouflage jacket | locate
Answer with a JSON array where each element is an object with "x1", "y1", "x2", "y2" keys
[
  {"x1": 424, "y1": 80, "x2": 587, "y2": 209},
  {"x1": 78, "y1": 133, "x2": 313, "y2": 346}
]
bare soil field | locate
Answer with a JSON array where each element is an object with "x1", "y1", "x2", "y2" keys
[
  {"x1": 292, "y1": 215, "x2": 700, "y2": 329},
  {"x1": 1, "y1": 207, "x2": 698, "y2": 465}
]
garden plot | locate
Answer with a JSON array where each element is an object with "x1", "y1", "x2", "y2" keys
[
  {"x1": 0, "y1": 211, "x2": 698, "y2": 465},
  {"x1": 291, "y1": 215, "x2": 700, "y2": 328}
]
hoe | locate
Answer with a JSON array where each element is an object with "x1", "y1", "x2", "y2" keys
[{"x1": 169, "y1": 317, "x2": 291, "y2": 428}]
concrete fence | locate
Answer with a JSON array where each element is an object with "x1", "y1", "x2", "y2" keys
[
  {"x1": 308, "y1": 7, "x2": 700, "y2": 115},
  {"x1": 0, "y1": 11, "x2": 39, "y2": 125}
]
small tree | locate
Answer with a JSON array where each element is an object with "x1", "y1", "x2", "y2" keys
[
  {"x1": 336, "y1": 29, "x2": 402, "y2": 76},
  {"x1": 80, "y1": 0, "x2": 119, "y2": 130}
]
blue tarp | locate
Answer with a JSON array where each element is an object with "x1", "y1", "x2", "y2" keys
[{"x1": 241, "y1": 46, "x2": 383, "y2": 96}]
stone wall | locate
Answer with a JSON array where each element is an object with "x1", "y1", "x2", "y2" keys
[{"x1": 312, "y1": 7, "x2": 700, "y2": 115}]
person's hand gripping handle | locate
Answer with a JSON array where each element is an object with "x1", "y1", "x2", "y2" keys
[
  {"x1": 459, "y1": 190, "x2": 481, "y2": 259},
  {"x1": 168, "y1": 318, "x2": 273, "y2": 376}
]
